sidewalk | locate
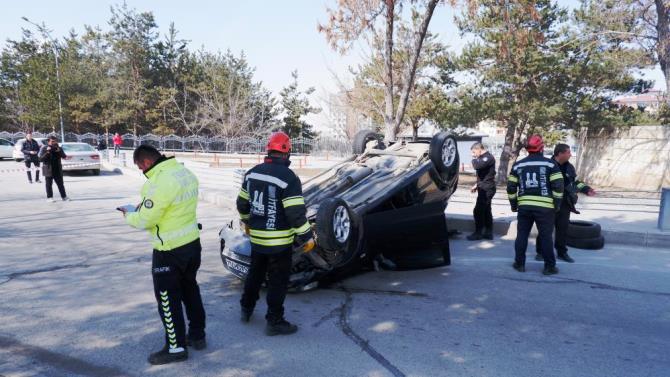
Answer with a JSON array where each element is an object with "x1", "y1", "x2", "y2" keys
[{"x1": 446, "y1": 188, "x2": 668, "y2": 248}]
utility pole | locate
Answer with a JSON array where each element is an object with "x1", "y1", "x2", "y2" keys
[{"x1": 22, "y1": 17, "x2": 65, "y2": 142}]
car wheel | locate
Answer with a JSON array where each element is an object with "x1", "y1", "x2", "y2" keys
[
  {"x1": 316, "y1": 198, "x2": 353, "y2": 251},
  {"x1": 92, "y1": 169, "x2": 101, "y2": 176},
  {"x1": 566, "y1": 235, "x2": 605, "y2": 250},
  {"x1": 14, "y1": 158, "x2": 22, "y2": 162},
  {"x1": 352, "y1": 129, "x2": 382, "y2": 155},
  {"x1": 567, "y1": 220, "x2": 601, "y2": 239},
  {"x1": 429, "y1": 132, "x2": 459, "y2": 174}
]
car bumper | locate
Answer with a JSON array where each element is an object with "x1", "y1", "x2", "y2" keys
[
  {"x1": 221, "y1": 248, "x2": 251, "y2": 280},
  {"x1": 62, "y1": 162, "x2": 101, "y2": 171}
]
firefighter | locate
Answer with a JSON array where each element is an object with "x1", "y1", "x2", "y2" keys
[
  {"x1": 467, "y1": 142, "x2": 496, "y2": 240},
  {"x1": 535, "y1": 143, "x2": 596, "y2": 263},
  {"x1": 507, "y1": 135, "x2": 564, "y2": 275},
  {"x1": 237, "y1": 132, "x2": 315, "y2": 336},
  {"x1": 121, "y1": 145, "x2": 206, "y2": 365}
]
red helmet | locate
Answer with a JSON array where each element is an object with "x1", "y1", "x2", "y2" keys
[
  {"x1": 267, "y1": 132, "x2": 291, "y2": 153},
  {"x1": 526, "y1": 134, "x2": 544, "y2": 153}
]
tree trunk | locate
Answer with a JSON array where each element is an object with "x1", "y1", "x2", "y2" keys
[
  {"x1": 393, "y1": 0, "x2": 439, "y2": 140},
  {"x1": 656, "y1": 0, "x2": 670, "y2": 103},
  {"x1": 496, "y1": 121, "x2": 517, "y2": 185},
  {"x1": 383, "y1": 0, "x2": 396, "y2": 143}
]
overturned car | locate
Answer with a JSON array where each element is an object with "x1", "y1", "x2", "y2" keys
[{"x1": 220, "y1": 130, "x2": 460, "y2": 290}]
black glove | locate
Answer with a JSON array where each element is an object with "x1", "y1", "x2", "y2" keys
[{"x1": 511, "y1": 204, "x2": 518, "y2": 213}]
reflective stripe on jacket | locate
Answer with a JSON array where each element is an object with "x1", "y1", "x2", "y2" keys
[{"x1": 126, "y1": 157, "x2": 200, "y2": 251}]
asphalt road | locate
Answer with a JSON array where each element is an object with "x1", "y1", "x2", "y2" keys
[{"x1": 0, "y1": 159, "x2": 668, "y2": 377}]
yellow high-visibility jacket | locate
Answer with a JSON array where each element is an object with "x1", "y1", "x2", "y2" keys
[{"x1": 126, "y1": 157, "x2": 200, "y2": 251}]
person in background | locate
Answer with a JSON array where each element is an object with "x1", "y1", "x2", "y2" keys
[
  {"x1": 21, "y1": 132, "x2": 41, "y2": 184},
  {"x1": 38, "y1": 136, "x2": 69, "y2": 202},
  {"x1": 535, "y1": 143, "x2": 596, "y2": 263},
  {"x1": 467, "y1": 142, "x2": 496, "y2": 240},
  {"x1": 113, "y1": 133, "x2": 122, "y2": 157}
]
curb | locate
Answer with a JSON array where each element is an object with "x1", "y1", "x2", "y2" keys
[{"x1": 446, "y1": 213, "x2": 670, "y2": 248}]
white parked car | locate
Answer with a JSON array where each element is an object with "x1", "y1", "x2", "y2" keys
[
  {"x1": 0, "y1": 138, "x2": 14, "y2": 159},
  {"x1": 61, "y1": 142, "x2": 101, "y2": 175},
  {"x1": 12, "y1": 138, "x2": 47, "y2": 161}
]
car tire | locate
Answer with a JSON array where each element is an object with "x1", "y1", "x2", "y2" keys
[
  {"x1": 429, "y1": 132, "x2": 459, "y2": 175},
  {"x1": 316, "y1": 198, "x2": 354, "y2": 252},
  {"x1": 352, "y1": 129, "x2": 382, "y2": 155},
  {"x1": 15, "y1": 158, "x2": 23, "y2": 162},
  {"x1": 567, "y1": 220, "x2": 601, "y2": 239},
  {"x1": 92, "y1": 169, "x2": 101, "y2": 176},
  {"x1": 566, "y1": 235, "x2": 605, "y2": 250}
]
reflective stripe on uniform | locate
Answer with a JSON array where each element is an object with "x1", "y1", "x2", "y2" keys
[
  {"x1": 282, "y1": 196, "x2": 305, "y2": 207},
  {"x1": 552, "y1": 191, "x2": 562, "y2": 198},
  {"x1": 549, "y1": 173, "x2": 563, "y2": 181},
  {"x1": 577, "y1": 182, "x2": 586, "y2": 189},
  {"x1": 519, "y1": 195, "x2": 553, "y2": 203},
  {"x1": 518, "y1": 200, "x2": 555, "y2": 209},
  {"x1": 240, "y1": 213, "x2": 250, "y2": 220},
  {"x1": 238, "y1": 188, "x2": 249, "y2": 200},
  {"x1": 508, "y1": 193, "x2": 517, "y2": 199},
  {"x1": 247, "y1": 172, "x2": 288, "y2": 189},
  {"x1": 153, "y1": 223, "x2": 199, "y2": 243},
  {"x1": 294, "y1": 221, "x2": 311, "y2": 235},
  {"x1": 508, "y1": 175, "x2": 518, "y2": 183},
  {"x1": 250, "y1": 228, "x2": 295, "y2": 238},
  {"x1": 514, "y1": 161, "x2": 555, "y2": 169},
  {"x1": 250, "y1": 235, "x2": 294, "y2": 246}
]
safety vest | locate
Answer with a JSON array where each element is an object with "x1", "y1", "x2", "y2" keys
[{"x1": 126, "y1": 157, "x2": 200, "y2": 251}]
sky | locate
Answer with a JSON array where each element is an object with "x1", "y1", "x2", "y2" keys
[{"x1": 0, "y1": 0, "x2": 665, "y2": 127}]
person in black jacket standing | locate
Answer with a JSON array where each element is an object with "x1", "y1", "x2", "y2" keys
[
  {"x1": 38, "y1": 136, "x2": 69, "y2": 202},
  {"x1": 467, "y1": 143, "x2": 497, "y2": 240},
  {"x1": 535, "y1": 143, "x2": 596, "y2": 263},
  {"x1": 21, "y1": 132, "x2": 41, "y2": 184},
  {"x1": 236, "y1": 132, "x2": 315, "y2": 336}
]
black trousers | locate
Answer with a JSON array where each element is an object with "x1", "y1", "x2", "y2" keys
[
  {"x1": 152, "y1": 239, "x2": 206, "y2": 351},
  {"x1": 534, "y1": 202, "x2": 571, "y2": 257},
  {"x1": 45, "y1": 175, "x2": 66, "y2": 199},
  {"x1": 114, "y1": 145, "x2": 120, "y2": 156},
  {"x1": 515, "y1": 207, "x2": 556, "y2": 268},
  {"x1": 473, "y1": 187, "x2": 495, "y2": 232},
  {"x1": 240, "y1": 249, "x2": 292, "y2": 322},
  {"x1": 24, "y1": 158, "x2": 40, "y2": 182}
]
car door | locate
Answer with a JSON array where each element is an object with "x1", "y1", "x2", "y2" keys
[{"x1": 0, "y1": 139, "x2": 14, "y2": 158}]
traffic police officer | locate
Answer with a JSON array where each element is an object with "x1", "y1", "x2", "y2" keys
[
  {"x1": 121, "y1": 145, "x2": 206, "y2": 365},
  {"x1": 467, "y1": 142, "x2": 496, "y2": 240},
  {"x1": 507, "y1": 135, "x2": 564, "y2": 275},
  {"x1": 535, "y1": 143, "x2": 596, "y2": 263},
  {"x1": 237, "y1": 132, "x2": 315, "y2": 336}
]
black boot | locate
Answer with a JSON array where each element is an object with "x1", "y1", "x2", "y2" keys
[
  {"x1": 147, "y1": 345, "x2": 187, "y2": 365},
  {"x1": 512, "y1": 262, "x2": 525, "y2": 272},
  {"x1": 534, "y1": 254, "x2": 543, "y2": 261},
  {"x1": 466, "y1": 232, "x2": 483, "y2": 241},
  {"x1": 557, "y1": 253, "x2": 575, "y2": 263},
  {"x1": 186, "y1": 336, "x2": 206, "y2": 351},
  {"x1": 35, "y1": 171, "x2": 41, "y2": 183},
  {"x1": 542, "y1": 266, "x2": 559, "y2": 276},
  {"x1": 265, "y1": 318, "x2": 298, "y2": 336},
  {"x1": 241, "y1": 306, "x2": 253, "y2": 323},
  {"x1": 482, "y1": 228, "x2": 493, "y2": 240}
]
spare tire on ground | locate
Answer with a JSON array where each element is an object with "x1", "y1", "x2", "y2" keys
[
  {"x1": 567, "y1": 220, "x2": 601, "y2": 239},
  {"x1": 567, "y1": 235, "x2": 605, "y2": 250}
]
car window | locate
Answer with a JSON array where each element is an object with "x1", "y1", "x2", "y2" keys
[
  {"x1": 0, "y1": 139, "x2": 11, "y2": 146},
  {"x1": 62, "y1": 144, "x2": 95, "y2": 152}
]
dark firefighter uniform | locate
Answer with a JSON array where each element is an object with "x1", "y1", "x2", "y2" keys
[
  {"x1": 236, "y1": 156, "x2": 312, "y2": 325},
  {"x1": 472, "y1": 151, "x2": 496, "y2": 238},
  {"x1": 547, "y1": 158, "x2": 592, "y2": 258},
  {"x1": 126, "y1": 156, "x2": 206, "y2": 359},
  {"x1": 507, "y1": 153, "x2": 564, "y2": 271}
]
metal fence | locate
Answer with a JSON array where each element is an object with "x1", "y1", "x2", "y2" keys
[{"x1": 0, "y1": 131, "x2": 352, "y2": 156}]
